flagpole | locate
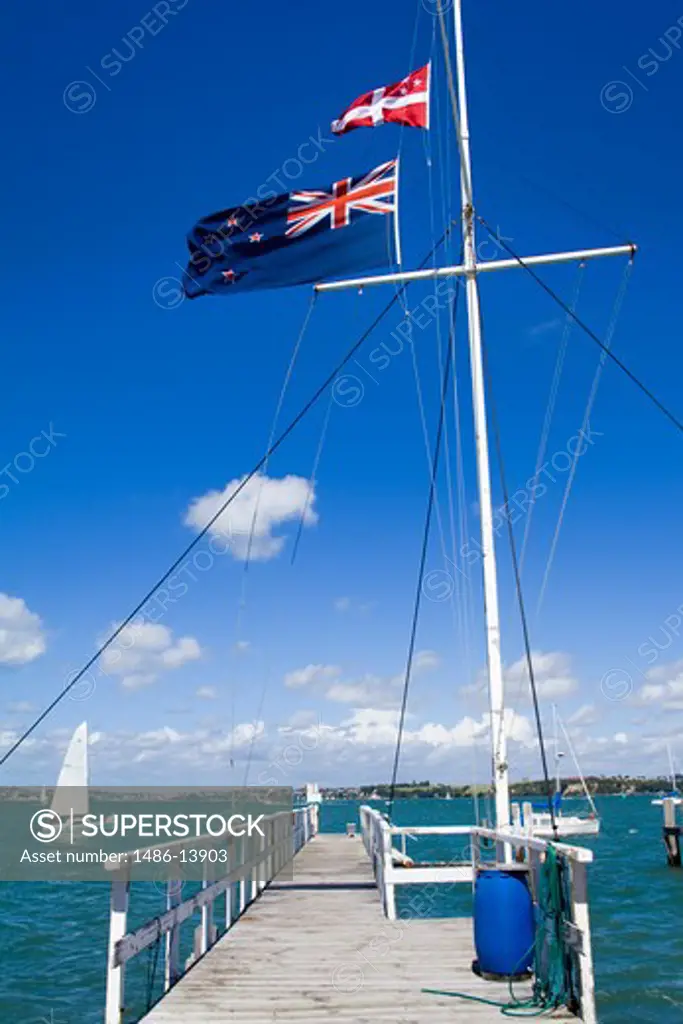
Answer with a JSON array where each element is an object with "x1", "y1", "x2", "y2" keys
[{"x1": 452, "y1": 0, "x2": 509, "y2": 832}]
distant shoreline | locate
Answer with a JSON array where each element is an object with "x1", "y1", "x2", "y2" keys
[{"x1": 308, "y1": 778, "x2": 675, "y2": 801}]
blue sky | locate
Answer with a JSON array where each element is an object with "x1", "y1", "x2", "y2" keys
[{"x1": 1, "y1": 0, "x2": 683, "y2": 787}]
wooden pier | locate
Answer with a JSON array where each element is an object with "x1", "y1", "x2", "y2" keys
[
  {"x1": 141, "y1": 832, "x2": 569, "y2": 1023},
  {"x1": 104, "y1": 804, "x2": 595, "y2": 1023}
]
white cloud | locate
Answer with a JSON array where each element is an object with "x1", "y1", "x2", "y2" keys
[
  {"x1": 462, "y1": 651, "x2": 580, "y2": 704},
  {"x1": 278, "y1": 706, "x2": 535, "y2": 766},
  {"x1": 286, "y1": 710, "x2": 320, "y2": 729},
  {"x1": 505, "y1": 651, "x2": 578, "y2": 700},
  {"x1": 334, "y1": 597, "x2": 351, "y2": 612},
  {"x1": 200, "y1": 721, "x2": 265, "y2": 755},
  {"x1": 413, "y1": 650, "x2": 441, "y2": 673},
  {"x1": 184, "y1": 472, "x2": 317, "y2": 561},
  {"x1": 325, "y1": 676, "x2": 395, "y2": 707},
  {"x1": 283, "y1": 651, "x2": 441, "y2": 709},
  {"x1": 568, "y1": 704, "x2": 598, "y2": 727},
  {"x1": 196, "y1": 686, "x2": 218, "y2": 700},
  {"x1": 7, "y1": 701, "x2": 36, "y2": 713},
  {"x1": 529, "y1": 318, "x2": 561, "y2": 338},
  {"x1": 100, "y1": 622, "x2": 202, "y2": 690},
  {"x1": 0, "y1": 593, "x2": 46, "y2": 666},
  {"x1": 52, "y1": 719, "x2": 268, "y2": 773},
  {"x1": 285, "y1": 664, "x2": 342, "y2": 689},
  {"x1": 634, "y1": 660, "x2": 683, "y2": 710}
]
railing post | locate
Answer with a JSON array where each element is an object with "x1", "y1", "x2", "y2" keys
[
  {"x1": 311, "y1": 802, "x2": 319, "y2": 836},
  {"x1": 471, "y1": 831, "x2": 480, "y2": 890},
  {"x1": 105, "y1": 876, "x2": 129, "y2": 1024},
  {"x1": 239, "y1": 835, "x2": 247, "y2": 913},
  {"x1": 276, "y1": 813, "x2": 284, "y2": 873},
  {"x1": 272, "y1": 816, "x2": 279, "y2": 876},
  {"x1": 259, "y1": 828, "x2": 267, "y2": 891},
  {"x1": 199, "y1": 862, "x2": 214, "y2": 956},
  {"x1": 251, "y1": 831, "x2": 261, "y2": 899},
  {"x1": 226, "y1": 840, "x2": 234, "y2": 931},
  {"x1": 165, "y1": 878, "x2": 182, "y2": 990},
  {"x1": 571, "y1": 860, "x2": 597, "y2": 1024},
  {"x1": 381, "y1": 817, "x2": 396, "y2": 920},
  {"x1": 522, "y1": 805, "x2": 539, "y2": 897}
]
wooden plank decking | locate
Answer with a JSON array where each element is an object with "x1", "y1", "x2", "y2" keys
[{"x1": 142, "y1": 834, "x2": 572, "y2": 1023}]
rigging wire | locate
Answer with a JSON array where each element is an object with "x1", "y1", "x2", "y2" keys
[
  {"x1": 435, "y1": 0, "x2": 473, "y2": 211},
  {"x1": 483, "y1": 151, "x2": 630, "y2": 246},
  {"x1": 230, "y1": 292, "x2": 317, "y2": 766},
  {"x1": 0, "y1": 230, "x2": 453, "y2": 770},
  {"x1": 477, "y1": 216, "x2": 683, "y2": 438},
  {"x1": 479, "y1": 309, "x2": 558, "y2": 837},
  {"x1": 290, "y1": 388, "x2": 334, "y2": 566},
  {"x1": 387, "y1": 284, "x2": 457, "y2": 822},
  {"x1": 433, "y1": 0, "x2": 506, "y2": 814},
  {"x1": 242, "y1": 667, "x2": 271, "y2": 786},
  {"x1": 517, "y1": 263, "x2": 585, "y2": 580},
  {"x1": 430, "y1": 41, "x2": 483, "y2": 814},
  {"x1": 536, "y1": 258, "x2": 634, "y2": 617},
  {"x1": 239, "y1": 291, "x2": 318, "y2": 580},
  {"x1": 430, "y1": 63, "x2": 482, "y2": 820}
]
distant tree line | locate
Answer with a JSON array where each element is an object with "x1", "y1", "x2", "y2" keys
[{"x1": 318, "y1": 774, "x2": 677, "y2": 800}]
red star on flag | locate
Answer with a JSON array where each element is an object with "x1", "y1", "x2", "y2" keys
[
  {"x1": 221, "y1": 269, "x2": 236, "y2": 283},
  {"x1": 227, "y1": 216, "x2": 239, "y2": 228},
  {"x1": 249, "y1": 232, "x2": 264, "y2": 242}
]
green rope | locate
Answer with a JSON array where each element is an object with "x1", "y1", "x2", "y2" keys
[
  {"x1": 421, "y1": 987, "x2": 543, "y2": 1017},
  {"x1": 422, "y1": 847, "x2": 581, "y2": 1018}
]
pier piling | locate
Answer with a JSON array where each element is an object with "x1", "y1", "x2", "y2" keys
[{"x1": 663, "y1": 797, "x2": 681, "y2": 867}]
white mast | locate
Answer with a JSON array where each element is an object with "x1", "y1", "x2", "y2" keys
[
  {"x1": 553, "y1": 703, "x2": 564, "y2": 796},
  {"x1": 558, "y1": 714, "x2": 598, "y2": 818},
  {"x1": 452, "y1": 0, "x2": 509, "y2": 829},
  {"x1": 312, "y1": 0, "x2": 635, "y2": 835},
  {"x1": 667, "y1": 742, "x2": 677, "y2": 792}
]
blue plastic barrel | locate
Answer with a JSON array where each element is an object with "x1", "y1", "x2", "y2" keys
[{"x1": 473, "y1": 869, "x2": 535, "y2": 977}]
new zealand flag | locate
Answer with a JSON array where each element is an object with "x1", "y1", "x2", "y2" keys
[{"x1": 183, "y1": 159, "x2": 400, "y2": 298}]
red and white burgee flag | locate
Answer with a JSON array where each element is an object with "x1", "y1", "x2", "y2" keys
[{"x1": 331, "y1": 63, "x2": 430, "y2": 136}]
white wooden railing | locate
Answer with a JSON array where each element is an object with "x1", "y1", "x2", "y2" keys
[
  {"x1": 359, "y1": 804, "x2": 596, "y2": 1024},
  {"x1": 104, "y1": 803, "x2": 319, "y2": 1024}
]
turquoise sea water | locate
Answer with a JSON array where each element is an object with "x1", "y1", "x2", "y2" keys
[{"x1": 0, "y1": 795, "x2": 681, "y2": 1023}]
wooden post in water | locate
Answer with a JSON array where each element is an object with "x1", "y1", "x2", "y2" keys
[{"x1": 663, "y1": 797, "x2": 681, "y2": 867}]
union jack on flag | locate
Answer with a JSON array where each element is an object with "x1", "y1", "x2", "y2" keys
[{"x1": 286, "y1": 159, "x2": 399, "y2": 239}]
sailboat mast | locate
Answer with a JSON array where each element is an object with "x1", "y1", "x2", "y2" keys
[
  {"x1": 452, "y1": 0, "x2": 509, "y2": 829},
  {"x1": 553, "y1": 704, "x2": 559, "y2": 794}
]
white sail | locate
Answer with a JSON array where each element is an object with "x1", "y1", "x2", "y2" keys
[{"x1": 51, "y1": 721, "x2": 89, "y2": 818}]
